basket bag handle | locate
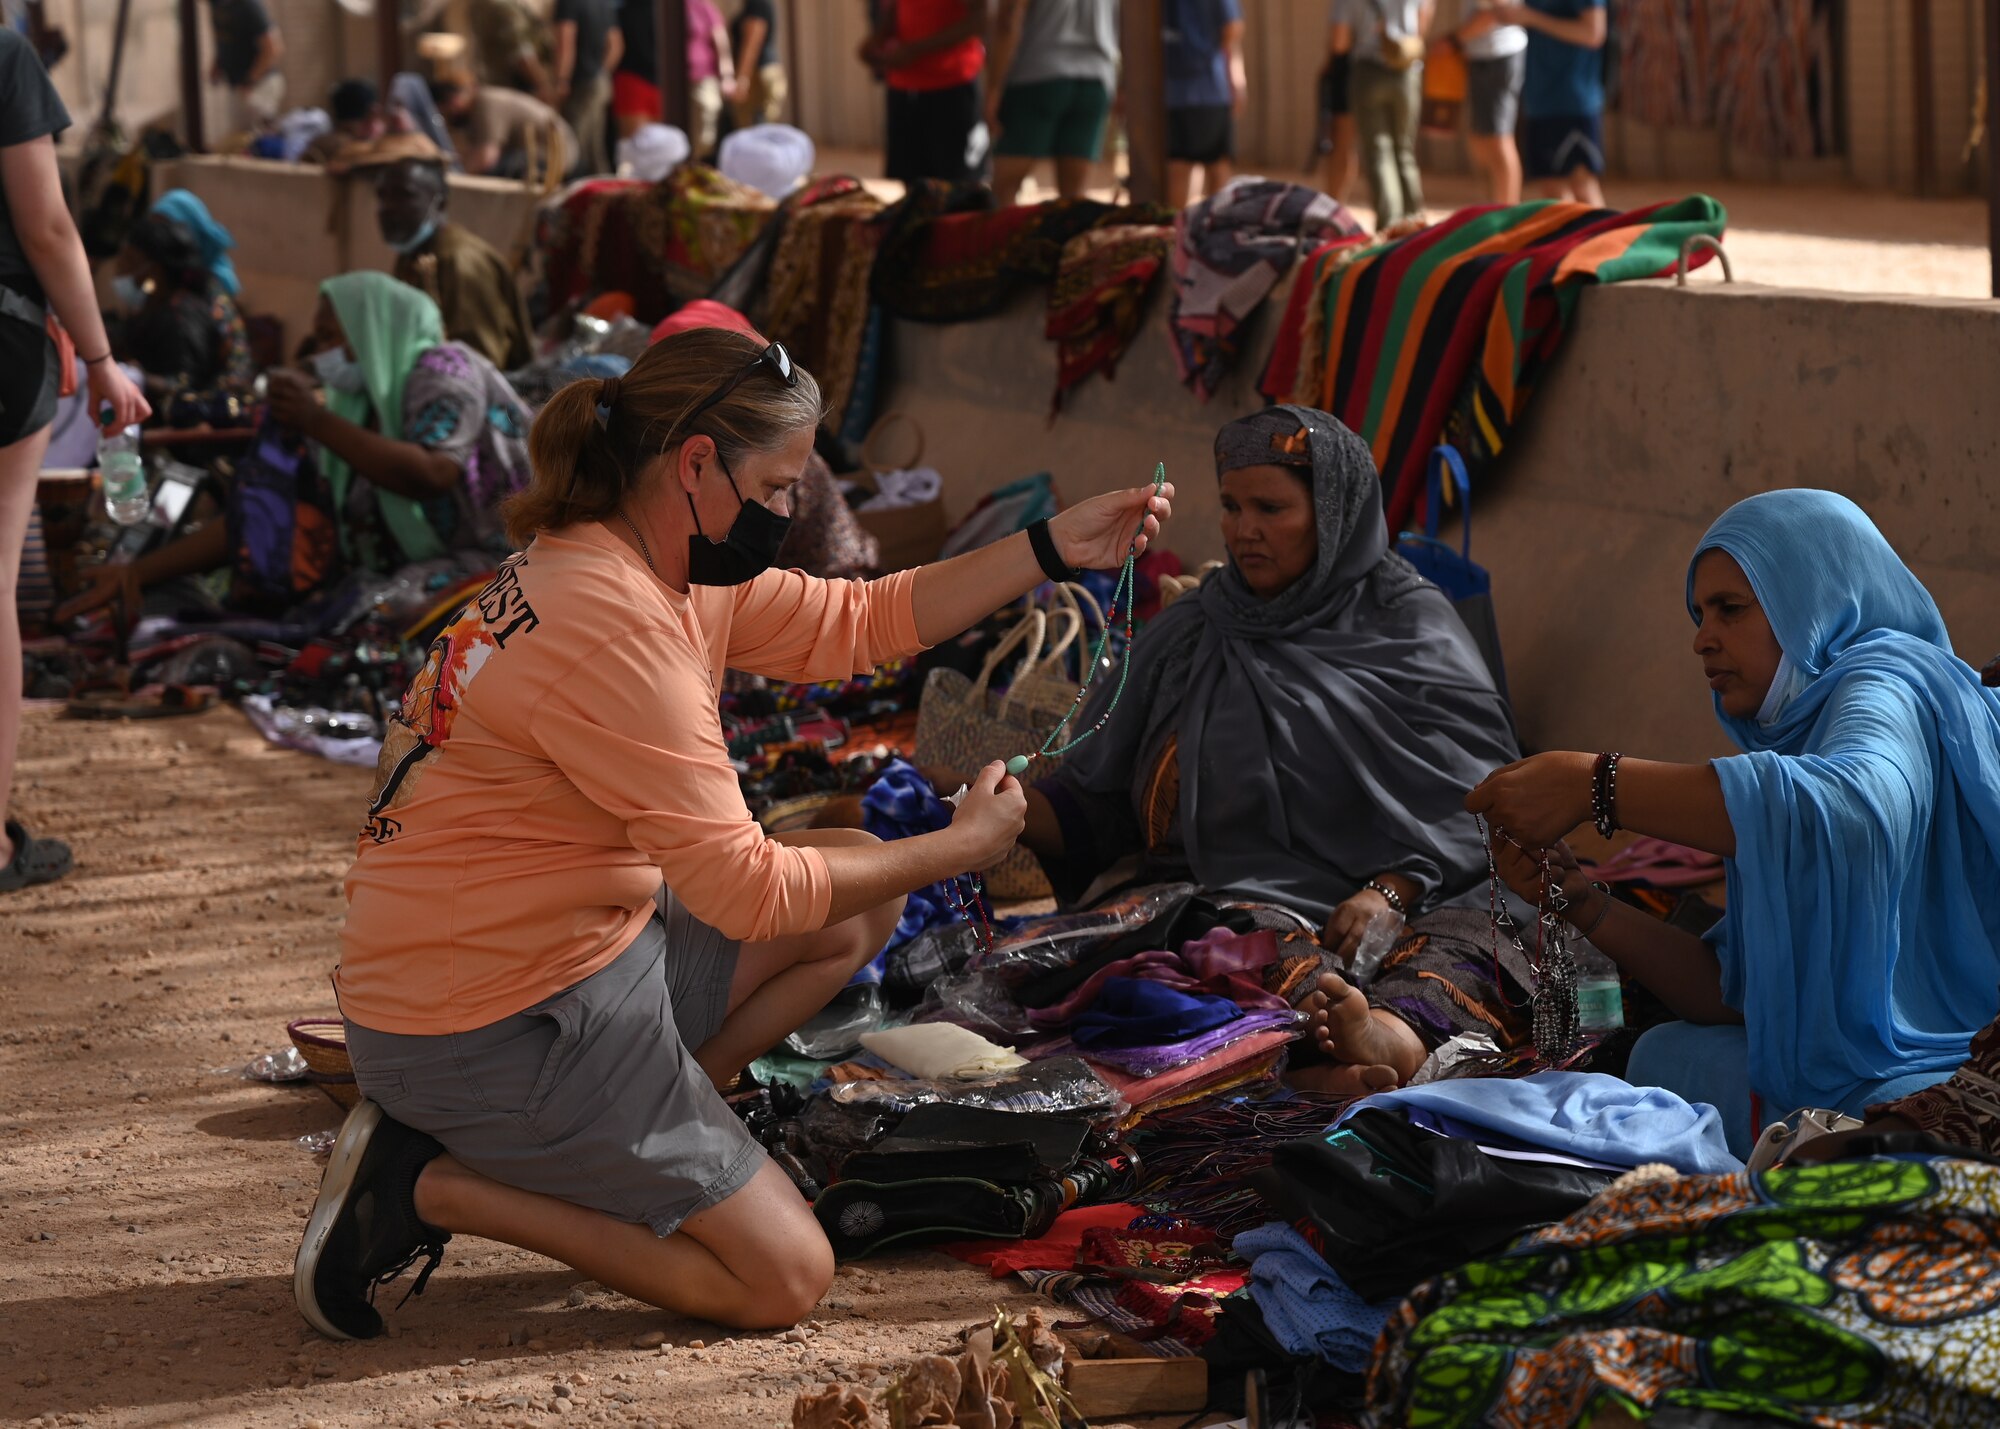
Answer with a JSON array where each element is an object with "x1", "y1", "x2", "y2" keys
[{"x1": 964, "y1": 607, "x2": 1050, "y2": 710}]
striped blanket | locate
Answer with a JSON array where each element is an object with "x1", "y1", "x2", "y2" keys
[{"x1": 1262, "y1": 196, "x2": 1728, "y2": 531}]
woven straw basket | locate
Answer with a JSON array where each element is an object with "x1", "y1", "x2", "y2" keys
[{"x1": 287, "y1": 1018, "x2": 360, "y2": 1110}]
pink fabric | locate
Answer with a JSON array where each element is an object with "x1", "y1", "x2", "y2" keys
[{"x1": 1092, "y1": 1029, "x2": 1294, "y2": 1111}]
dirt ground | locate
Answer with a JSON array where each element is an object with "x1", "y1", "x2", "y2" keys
[{"x1": 0, "y1": 707, "x2": 1150, "y2": 1429}]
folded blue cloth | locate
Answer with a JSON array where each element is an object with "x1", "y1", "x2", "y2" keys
[
  {"x1": 1339, "y1": 1070, "x2": 1743, "y2": 1176},
  {"x1": 1233, "y1": 1222, "x2": 1394, "y2": 1372},
  {"x1": 1070, "y1": 976, "x2": 1242, "y2": 1050}
]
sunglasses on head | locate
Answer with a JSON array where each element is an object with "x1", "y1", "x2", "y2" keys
[{"x1": 681, "y1": 341, "x2": 798, "y2": 430}]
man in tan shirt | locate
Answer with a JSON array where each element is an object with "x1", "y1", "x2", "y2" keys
[{"x1": 376, "y1": 156, "x2": 534, "y2": 370}]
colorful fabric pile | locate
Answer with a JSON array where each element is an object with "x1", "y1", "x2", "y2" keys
[
  {"x1": 870, "y1": 182, "x2": 1177, "y2": 325},
  {"x1": 1263, "y1": 196, "x2": 1728, "y2": 530},
  {"x1": 536, "y1": 165, "x2": 774, "y2": 321},
  {"x1": 1367, "y1": 1157, "x2": 2000, "y2": 1428},
  {"x1": 1169, "y1": 180, "x2": 1365, "y2": 402}
]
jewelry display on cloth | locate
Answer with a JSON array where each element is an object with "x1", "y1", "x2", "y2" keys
[
  {"x1": 944, "y1": 464, "x2": 1167, "y2": 953},
  {"x1": 1477, "y1": 814, "x2": 1582, "y2": 1064}
]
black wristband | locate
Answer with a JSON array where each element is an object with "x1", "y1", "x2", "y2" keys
[{"x1": 1027, "y1": 518, "x2": 1078, "y2": 583}]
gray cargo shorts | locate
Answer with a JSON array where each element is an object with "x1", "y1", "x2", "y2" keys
[{"x1": 344, "y1": 886, "x2": 762, "y2": 1236}]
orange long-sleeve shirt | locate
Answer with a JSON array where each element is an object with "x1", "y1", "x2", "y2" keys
[{"x1": 335, "y1": 522, "x2": 924, "y2": 1035}]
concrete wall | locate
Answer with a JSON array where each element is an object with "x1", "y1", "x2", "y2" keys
[
  {"x1": 150, "y1": 155, "x2": 544, "y2": 349},
  {"x1": 880, "y1": 276, "x2": 2000, "y2": 765}
]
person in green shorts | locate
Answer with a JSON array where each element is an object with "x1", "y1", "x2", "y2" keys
[{"x1": 986, "y1": 0, "x2": 1119, "y2": 204}]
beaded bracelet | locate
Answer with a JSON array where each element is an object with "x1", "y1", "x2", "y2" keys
[
  {"x1": 1365, "y1": 878, "x2": 1407, "y2": 916},
  {"x1": 1591, "y1": 751, "x2": 1623, "y2": 839}
]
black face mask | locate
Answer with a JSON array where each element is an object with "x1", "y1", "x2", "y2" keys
[{"x1": 685, "y1": 451, "x2": 791, "y2": 586}]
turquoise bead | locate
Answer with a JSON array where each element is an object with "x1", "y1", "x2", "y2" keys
[{"x1": 1005, "y1": 755, "x2": 1031, "y2": 777}]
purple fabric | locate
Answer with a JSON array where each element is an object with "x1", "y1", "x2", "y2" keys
[
  {"x1": 1072, "y1": 978, "x2": 1244, "y2": 1050},
  {"x1": 1072, "y1": 1009, "x2": 1299, "y2": 1076}
]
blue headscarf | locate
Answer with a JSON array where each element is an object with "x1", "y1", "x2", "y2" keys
[
  {"x1": 150, "y1": 189, "x2": 240, "y2": 296},
  {"x1": 1689, "y1": 489, "x2": 2000, "y2": 1113}
]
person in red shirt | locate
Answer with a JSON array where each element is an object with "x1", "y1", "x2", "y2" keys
[{"x1": 859, "y1": 0, "x2": 989, "y2": 185}]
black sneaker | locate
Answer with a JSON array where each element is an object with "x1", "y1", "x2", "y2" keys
[{"x1": 293, "y1": 1099, "x2": 451, "y2": 1340}]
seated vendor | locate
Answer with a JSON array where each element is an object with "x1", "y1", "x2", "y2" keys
[
  {"x1": 1313, "y1": 489, "x2": 2000, "y2": 1157},
  {"x1": 110, "y1": 201, "x2": 253, "y2": 423},
  {"x1": 58, "y1": 271, "x2": 532, "y2": 621},
  {"x1": 1012, "y1": 406, "x2": 1518, "y2": 955},
  {"x1": 377, "y1": 155, "x2": 533, "y2": 370},
  {"x1": 291, "y1": 327, "x2": 1173, "y2": 1340}
]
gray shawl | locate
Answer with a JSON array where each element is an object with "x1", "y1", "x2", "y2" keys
[{"x1": 1057, "y1": 405, "x2": 1517, "y2": 922}]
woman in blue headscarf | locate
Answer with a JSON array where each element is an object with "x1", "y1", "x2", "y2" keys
[{"x1": 1460, "y1": 489, "x2": 2000, "y2": 1156}]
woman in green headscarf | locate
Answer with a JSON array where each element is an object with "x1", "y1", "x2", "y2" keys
[{"x1": 60, "y1": 272, "x2": 533, "y2": 621}]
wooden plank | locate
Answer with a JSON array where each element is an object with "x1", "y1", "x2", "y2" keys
[{"x1": 1063, "y1": 1357, "x2": 1207, "y2": 1418}]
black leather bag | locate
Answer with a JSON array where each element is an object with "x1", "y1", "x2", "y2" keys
[{"x1": 1252, "y1": 1108, "x2": 1614, "y2": 1301}]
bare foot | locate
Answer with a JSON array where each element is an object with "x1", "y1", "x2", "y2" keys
[{"x1": 1291, "y1": 971, "x2": 1427, "y2": 1096}]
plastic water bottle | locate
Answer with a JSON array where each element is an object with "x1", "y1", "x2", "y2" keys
[
  {"x1": 100, "y1": 424, "x2": 149, "y2": 526},
  {"x1": 1346, "y1": 908, "x2": 1406, "y2": 988}
]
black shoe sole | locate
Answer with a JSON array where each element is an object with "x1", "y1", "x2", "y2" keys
[{"x1": 294, "y1": 1098, "x2": 386, "y2": 1340}]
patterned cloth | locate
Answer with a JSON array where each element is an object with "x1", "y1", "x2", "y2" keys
[
  {"x1": 1366, "y1": 1157, "x2": 2000, "y2": 1429},
  {"x1": 1873, "y1": 995, "x2": 2000, "y2": 1157},
  {"x1": 1045, "y1": 222, "x2": 1172, "y2": 412},
  {"x1": 1168, "y1": 180, "x2": 1364, "y2": 402},
  {"x1": 1016, "y1": 1222, "x2": 1245, "y2": 1357},
  {"x1": 344, "y1": 342, "x2": 532, "y2": 564},
  {"x1": 537, "y1": 165, "x2": 774, "y2": 322},
  {"x1": 749, "y1": 179, "x2": 886, "y2": 429},
  {"x1": 870, "y1": 181, "x2": 1177, "y2": 325},
  {"x1": 1262, "y1": 196, "x2": 1727, "y2": 531}
]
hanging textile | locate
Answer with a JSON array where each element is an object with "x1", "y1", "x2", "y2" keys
[
  {"x1": 1045, "y1": 222, "x2": 1173, "y2": 412},
  {"x1": 870, "y1": 180, "x2": 1176, "y2": 325},
  {"x1": 749, "y1": 180, "x2": 887, "y2": 426},
  {"x1": 536, "y1": 165, "x2": 774, "y2": 321},
  {"x1": 1167, "y1": 179, "x2": 1365, "y2": 402},
  {"x1": 1262, "y1": 196, "x2": 1727, "y2": 532}
]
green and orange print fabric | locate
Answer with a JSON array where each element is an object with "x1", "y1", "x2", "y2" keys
[{"x1": 1366, "y1": 1157, "x2": 2000, "y2": 1428}]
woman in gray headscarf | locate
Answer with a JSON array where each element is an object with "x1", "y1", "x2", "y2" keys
[{"x1": 1021, "y1": 404, "x2": 1517, "y2": 954}]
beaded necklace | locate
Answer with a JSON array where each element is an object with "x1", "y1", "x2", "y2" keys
[
  {"x1": 946, "y1": 463, "x2": 1166, "y2": 952},
  {"x1": 1476, "y1": 814, "x2": 1582, "y2": 1064}
]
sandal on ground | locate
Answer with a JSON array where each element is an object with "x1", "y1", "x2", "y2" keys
[{"x1": 0, "y1": 819, "x2": 73, "y2": 893}]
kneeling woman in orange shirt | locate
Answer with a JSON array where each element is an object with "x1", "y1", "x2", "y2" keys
[{"x1": 294, "y1": 328, "x2": 1171, "y2": 1340}]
